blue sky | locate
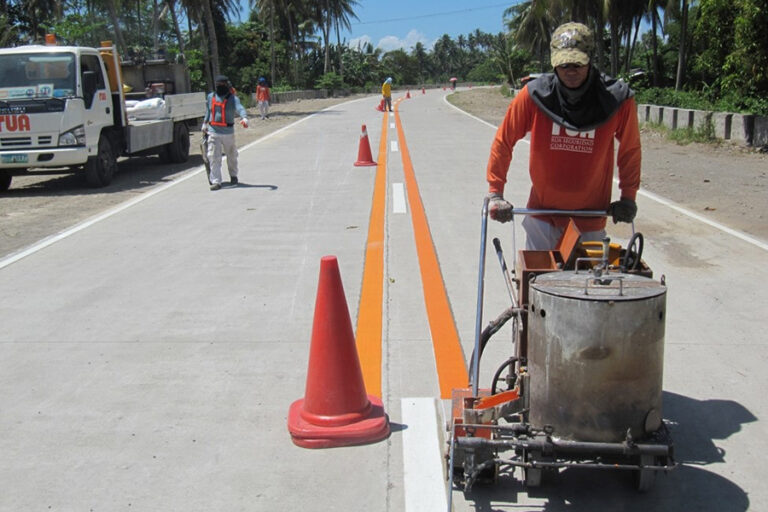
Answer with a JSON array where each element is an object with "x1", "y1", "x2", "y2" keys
[
  {"x1": 341, "y1": 1, "x2": 514, "y2": 52},
  {"x1": 235, "y1": 1, "x2": 516, "y2": 52}
]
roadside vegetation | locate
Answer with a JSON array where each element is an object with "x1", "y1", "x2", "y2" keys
[{"x1": 0, "y1": 0, "x2": 765, "y2": 114}]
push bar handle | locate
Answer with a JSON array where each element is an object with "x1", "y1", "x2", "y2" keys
[{"x1": 512, "y1": 208, "x2": 608, "y2": 217}]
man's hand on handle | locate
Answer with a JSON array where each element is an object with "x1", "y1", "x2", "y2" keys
[
  {"x1": 487, "y1": 193, "x2": 514, "y2": 223},
  {"x1": 609, "y1": 198, "x2": 637, "y2": 223}
]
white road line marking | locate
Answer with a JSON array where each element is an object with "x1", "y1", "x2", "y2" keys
[
  {"x1": 402, "y1": 398, "x2": 448, "y2": 512},
  {"x1": 391, "y1": 122, "x2": 396, "y2": 128},
  {"x1": 446, "y1": 94, "x2": 768, "y2": 252},
  {"x1": 0, "y1": 98, "x2": 370, "y2": 271},
  {"x1": 392, "y1": 183, "x2": 406, "y2": 213},
  {"x1": 391, "y1": 140, "x2": 399, "y2": 152},
  {"x1": 635, "y1": 186, "x2": 768, "y2": 252}
]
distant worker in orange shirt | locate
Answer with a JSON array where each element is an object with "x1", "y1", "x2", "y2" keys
[
  {"x1": 382, "y1": 77, "x2": 393, "y2": 112},
  {"x1": 256, "y1": 77, "x2": 271, "y2": 120},
  {"x1": 485, "y1": 22, "x2": 641, "y2": 250}
]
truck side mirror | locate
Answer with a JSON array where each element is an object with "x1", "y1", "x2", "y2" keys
[{"x1": 82, "y1": 70, "x2": 97, "y2": 107}]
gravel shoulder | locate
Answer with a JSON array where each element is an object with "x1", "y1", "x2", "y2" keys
[{"x1": 448, "y1": 87, "x2": 768, "y2": 241}]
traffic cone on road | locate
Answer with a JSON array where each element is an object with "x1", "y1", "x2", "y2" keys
[
  {"x1": 375, "y1": 98, "x2": 385, "y2": 111},
  {"x1": 422, "y1": 87, "x2": 425, "y2": 95},
  {"x1": 354, "y1": 124, "x2": 377, "y2": 167},
  {"x1": 288, "y1": 256, "x2": 390, "y2": 449},
  {"x1": 406, "y1": 90, "x2": 411, "y2": 99}
]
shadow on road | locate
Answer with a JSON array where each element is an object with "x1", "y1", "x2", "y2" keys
[{"x1": 3, "y1": 154, "x2": 205, "y2": 197}]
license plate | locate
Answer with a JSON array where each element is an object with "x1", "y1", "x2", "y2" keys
[{"x1": 1, "y1": 153, "x2": 28, "y2": 164}]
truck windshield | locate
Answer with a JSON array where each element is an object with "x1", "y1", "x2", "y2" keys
[{"x1": 0, "y1": 52, "x2": 76, "y2": 99}]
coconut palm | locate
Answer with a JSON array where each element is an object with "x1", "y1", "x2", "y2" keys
[
  {"x1": 646, "y1": 0, "x2": 666, "y2": 85},
  {"x1": 254, "y1": 0, "x2": 277, "y2": 83},
  {"x1": 674, "y1": 0, "x2": 691, "y2": 90},
  {"x1": 505, "y1": 1, "x2": 556, "y2": 72},
  {"x1": 329, "y1": 0, "x2": 359, "y2": 81}
]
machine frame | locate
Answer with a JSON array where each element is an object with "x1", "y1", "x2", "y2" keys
[{"x1": 446, "y1": 198, "x2": 677, "y2": 510}]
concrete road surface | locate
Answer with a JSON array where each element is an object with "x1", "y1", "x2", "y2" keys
[{"x1": 1, "y1": 89, "x2": 765, "y2": 512}]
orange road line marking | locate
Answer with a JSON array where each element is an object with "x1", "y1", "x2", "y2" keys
[
  {"x1": 393, "y1": 102, "x2": 469, "y2": 398},
  {"x1": 355, "y1": 113, "x2": 388, "y2": 398}
]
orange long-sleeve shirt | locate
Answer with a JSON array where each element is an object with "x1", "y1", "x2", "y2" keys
[
  {"x1": 256, "y1": 85, "x2": 270, "y2": 102},
  {"x1": 486, "y1": 86, "x2": 641, "y2": 231}
]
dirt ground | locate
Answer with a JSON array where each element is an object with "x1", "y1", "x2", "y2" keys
[
  {"x1": 1, "y1": 89, "x2": 766, "y2": 259},
  {"x1": 449, "y1": 87, "x2": 768, "y2": 241}
]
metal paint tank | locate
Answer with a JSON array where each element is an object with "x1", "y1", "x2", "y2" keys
[{"x1": 527, "y1": 271, "x2": 666, "y2": 442}]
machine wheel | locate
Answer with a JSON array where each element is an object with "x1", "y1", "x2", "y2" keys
[
  {"x1": 0, "y1": 170, "x2": 11, "y2": 192},
  {"x1": 163, "y1": 122, "x2": 190, "y2": 163},
  {"x1": 635, "y1": 454, "x2": 657, "y2": 492},
  {"x1": 85, "y1": 135, "x2": 117, "y2": 187}
]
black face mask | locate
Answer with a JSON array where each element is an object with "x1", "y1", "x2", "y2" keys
[{"x1": 215, "y1": 85, "x2": 229, "y2": 97}]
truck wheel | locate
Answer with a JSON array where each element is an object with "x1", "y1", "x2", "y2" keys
[
  {"x1": 165, "y1": 122, "x2": 190, "y2": 163},
  {"x1": 0, "y1": 170, "x2": 11, "y2": 192},
  {"x1": 85, "y1": 135, "x2": 117, "y2": 187}
]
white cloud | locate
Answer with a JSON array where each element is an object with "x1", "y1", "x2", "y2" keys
[
  {"x1": 376, "y1": 29, "x2": 434, "y2": 52},
  {"x1": 348, "y1": 35, "x2": 372, "y2": 50}
]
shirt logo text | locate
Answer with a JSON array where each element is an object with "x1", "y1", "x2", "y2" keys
[{"x1": 550, "y1": 123, "x2": 595, "y2": 153}]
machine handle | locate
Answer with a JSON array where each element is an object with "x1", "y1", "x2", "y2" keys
[
  {"x1": 470, "y1": 197, "x2": 490, "y2": 396},
  {"x1": 511, "y1": 208, "x2": 608, "y2": 217}
]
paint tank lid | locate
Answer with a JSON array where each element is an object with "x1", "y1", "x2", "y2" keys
[{"x1": 530, "y1": 271, "x2": 666, "y2": 301}]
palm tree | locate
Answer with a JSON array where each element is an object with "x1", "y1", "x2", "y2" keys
[
  {"x1": 201, "y1": 0, "x2": 220, "y2": 78},
  {"x1": 166, "y1": 0, "x2": 186, "y2": 61},
  {"x1": 330, "y1": 0, "x2": 359, "y2": 81},
  {"x1": 674, "y1": 0, "x2": 690, "y2": 90},
  {"x1": 101, "y1": 0, "x2": 128, "y2": 55},
  {"x1": 506, "y1": 1, "x2": 556, "y2": 72},
  {"x1": 24, "y1": 0, "x2": 65, "y2": 43},
  {"x1": 643, "y1": 0, "x2": 662, "y2": 85},
  {"x1": 255, "y1": 0, "x2": 276, "y2": 84}
]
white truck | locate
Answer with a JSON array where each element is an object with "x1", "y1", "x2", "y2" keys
[{"x1": 0, "y1": 39, "x2": 206, "y2": 190}]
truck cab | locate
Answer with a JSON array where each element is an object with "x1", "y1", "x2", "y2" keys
[
  {"x1": 0, "y1": 40, "x2": 204, "y2": 191},
  {"x1": 0, "y1": 46, "x2": 113, "y2": 179}
]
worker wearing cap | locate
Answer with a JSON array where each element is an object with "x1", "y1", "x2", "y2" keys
[
  {"x1": 202, "y1": 74, "x2": 249, "y2": 191},
  {"x1": 382, "y1": 77, "x2": 393, "y2": 112},
  {"x1": 485, "y1": 22, "x2": 641, "y2": 250}
]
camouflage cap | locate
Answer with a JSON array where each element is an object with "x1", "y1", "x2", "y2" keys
[{"x1": 550, "y1": 22, "x2": 594, "y2": 68}]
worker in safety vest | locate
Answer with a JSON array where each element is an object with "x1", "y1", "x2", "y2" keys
[
  {"x1": 485, "y1": 22, "x2": 641, "y2": 249},
  {"x1": 381, "y1": 77, "x2": 393, "y2": 112},
  {"x1": 202, "y1": 75, "x2": 249, "y2": 191},
  {"x1": 256, "y1": 77, "x2": 270, "y2": 120}
]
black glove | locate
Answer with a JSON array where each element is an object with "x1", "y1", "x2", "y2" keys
[
  {"x1": 609, "y1": 198, "x2": 637, "y2": 223},
  {"x1": 487, "y1": 193, "x2": 514, "y2": 223}
]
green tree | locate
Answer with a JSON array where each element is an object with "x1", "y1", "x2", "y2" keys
[{"x1": 724, "y1": 0, "x2": 768, "y2": 95}]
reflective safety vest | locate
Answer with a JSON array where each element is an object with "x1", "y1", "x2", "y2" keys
[{"x1": 209, "y1": 94, "x2": 231, "y2": 127}]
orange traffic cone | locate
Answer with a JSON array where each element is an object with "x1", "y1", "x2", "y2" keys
[
  {"x1": 354, "y1": 124, "x2": 377, "y2": 167},
  {"x1": 288, "y1": 256, "x2": 390, "y2": 449},
  {"x1": 375, "y1": 98, "x2": 385, "y2": 111},
  {"x1": 406, "y1": 90, "x2": 411, "y2": 99},
  {"x1": 422, "y1": 87, "x2": 425, "y2": 95}
]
